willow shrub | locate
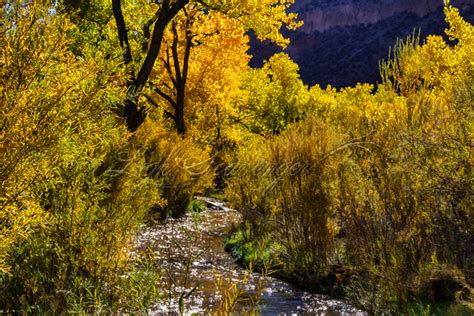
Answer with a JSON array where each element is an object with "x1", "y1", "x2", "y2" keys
[
  {"x1": 227, "y1": 3, "x2": 473, "y2": 312},
  {"x1": 226, "y1": 116, "x2": 346, "y2": 281},
  {"x1": 1, "y1": 3, "x2": 160, "y2": 312},
  {"x1": 136, "y1": 120, "x2": 214, "y2": 218},
  {"x1": 342, "y1": 5, "x2": 473, "y2": 310}
]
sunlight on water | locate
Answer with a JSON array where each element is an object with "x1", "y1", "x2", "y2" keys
[{"x1": 131, "y1": 199, "x2": 366, "y2": 315}]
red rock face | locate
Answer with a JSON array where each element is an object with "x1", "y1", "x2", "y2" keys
[{"x1": 295, "y1": 0, "x2": 470, "y2": 33}]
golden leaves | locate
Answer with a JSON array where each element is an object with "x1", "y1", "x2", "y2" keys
[{"x1": 193, "y1": 0, "x2": 301, "y2": 47}]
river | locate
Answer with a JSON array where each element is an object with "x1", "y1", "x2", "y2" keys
[{"x1": 131, "y1": 198, "x2": 366, "y2": 315}]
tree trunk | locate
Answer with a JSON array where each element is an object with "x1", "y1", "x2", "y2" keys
[
  {"x1": 175, "y1": 104, "x2": 186, "y2": 135},
  {"x1": 124, "y1": 98, "x2": 145, "y2": 132},
  {"x1": 112, "y1": 0, "x2": 189, "y2": 132}
]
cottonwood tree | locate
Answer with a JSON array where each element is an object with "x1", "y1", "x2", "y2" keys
[
  {"x1": 236, "y1": 53, "x2": 310, "y2": 136},
  {"x1": 146, "y1": 7, "x2": 250, "y2": 137},
  {"x1": 111, "y1": 0, "x2": 301, "y2": 131},
  {"x1": 146, "y1": 6, "x2": 200, "y2": 135}
]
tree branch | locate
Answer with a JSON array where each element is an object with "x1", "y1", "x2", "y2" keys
[
  {"x1": 144, "y1": 94, "x2": 176, "y2": 120},
  {"x1": 142, "y1": 10, "x2": 160, "y2": 52},
  {"x1": 154, "y1": 86, "x2": 177, "y2": 109},
  {"x1": 180, "y1": 30, "x2": 192, "y2": 109},
  {"x1": 162, "y1": 53, "x2": 178, "y2": 88},
  {"x1": 112, "y1": 0, "x2": 133, "y2": 65},
  {"x1": 171, "y1": 21, "x2": 182, "y2": 84},
  {"x1": 133, "y1": 0, "x2": 189, "y2": 92}
]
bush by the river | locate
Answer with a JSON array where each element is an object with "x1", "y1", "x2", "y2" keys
[{"x1": 226, "y1": 5, "x2": 473, "y2": 313}]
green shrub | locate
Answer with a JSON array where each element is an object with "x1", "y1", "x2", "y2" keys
[
  {"x1": 226, "y1": 225, "x2": 276, "y2": 268},
  {"x1": 187, "y1": 199, "x2": 207, "y2": 214}
]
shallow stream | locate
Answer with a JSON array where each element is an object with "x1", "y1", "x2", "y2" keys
[{"x1": 132, "y1": 198, "x2": 366, "y2": 315}]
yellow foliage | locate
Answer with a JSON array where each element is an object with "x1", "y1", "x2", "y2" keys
[
  {"x1": 237, "y1": 53, "x2": 310, "y2": 136},
  {"x1": 150, "y1": 9, "x2": 250, "y2": 146},
  {"x1": 1, "y1": 1, "x2": 159, "y2": 310},
  {"x1": 135, "y1": 120, "x2": 214, "y2": 217},
  {"x1": 226, "y1": 3, "x2": 473, "y2": 312},
  {"x1": 200, "y1": 0, "x2": 302, "y2": 47}
]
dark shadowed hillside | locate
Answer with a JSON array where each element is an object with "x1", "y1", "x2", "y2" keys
[{"x1": 250, "y1": 0, "x2": 474, "y2": 88}]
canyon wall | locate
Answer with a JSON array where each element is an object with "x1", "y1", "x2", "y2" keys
[
  {"x1": 250, "y1": 0, "x2": 474, "y2": 88},
  {"x1": 297, "y1": 0, "x2": 444, "y2": 33}
]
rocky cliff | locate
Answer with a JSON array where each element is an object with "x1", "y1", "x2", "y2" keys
[
  {"x1": 250, "y1": 0, "x2": 474, "y2": 88},
  {"x1": 295, "y1": 0, "x2": 444, "y2": 33}
]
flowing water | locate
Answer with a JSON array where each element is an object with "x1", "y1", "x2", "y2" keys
[{"x1": 132, "y1": 198, "x2": 366, "y2": 315}]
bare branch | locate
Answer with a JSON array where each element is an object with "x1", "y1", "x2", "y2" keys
[
  {"x1": 112, "y1": 0, "x2": 133, "y2": 65},
  {"x1": 154, "y1": 86, "x2": 177, "y2": 109},
  {"x1": 144, "y1": 94, "x2": 176, "y2": 120}
]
